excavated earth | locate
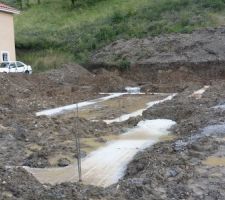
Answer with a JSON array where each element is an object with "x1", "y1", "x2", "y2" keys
[
  {"x1": 2, "y1": 28, "x2": 225, "y2": 199},
  {"x1": 90, "y1": 27, "x2": 225, "y2": 86}
]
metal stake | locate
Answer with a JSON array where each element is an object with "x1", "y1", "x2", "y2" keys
[{"x1": 75, "y1": 103, "x2": 82, "y2": 182}]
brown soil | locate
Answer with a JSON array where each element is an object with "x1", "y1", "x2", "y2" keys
[{"x1": 90, "y1": 28, "x2": 225, "y2": 86}]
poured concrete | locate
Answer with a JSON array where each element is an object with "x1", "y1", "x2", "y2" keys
[{"x1": 190, "y1": 86, "x2": 210, "y2": 99}]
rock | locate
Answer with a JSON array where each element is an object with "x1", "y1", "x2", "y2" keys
[
  {"x1": 166, "y1": 169, "x2": 179, "y2": 178},
  {"x1": 14, "y1": 126, "x2": 27, "y2": 141},
  {"x1": 58, "y1": 158, "x2": 71, "y2": 167},
  {"x1": 23, "y1": 149, "x2": 49, "y2": 168}
]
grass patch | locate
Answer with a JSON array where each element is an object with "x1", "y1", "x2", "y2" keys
[{"x1": 17, "y1": 50, "x2": 75, "y2": 72}]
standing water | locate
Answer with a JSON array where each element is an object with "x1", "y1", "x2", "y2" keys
[
  {"x1": 125, "y1": 87, "x2": 141, "y2": 94},
  {"x1": 24, "y1": 119, "x2": 176, "y2": 187}
]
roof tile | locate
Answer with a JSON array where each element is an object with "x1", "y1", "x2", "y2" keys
[{"x1": 0, "y1": 3, "x2": 20, "y2": 14}]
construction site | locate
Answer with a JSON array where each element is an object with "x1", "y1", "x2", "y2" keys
[{"x1": 1, "y1": 28, "x2": 225, "y2": 199}]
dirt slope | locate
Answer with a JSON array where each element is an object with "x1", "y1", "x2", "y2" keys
[
  {"x1": 91, "y1": 27, "x2": 225, "y2": 66},
  {"x1": 90, "y1": 27, "x2": 225, "y2": 84}
]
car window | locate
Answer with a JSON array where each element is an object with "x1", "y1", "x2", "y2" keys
[
  {"x1": 9, "y1": 63, "x2": 16, "y2": 68},
  {"x1": 0, "y1": 63, "x2": 9, "y2": 68},
  {"x1": 16, "y1": 62, "x2": 24, "y2": 68}
]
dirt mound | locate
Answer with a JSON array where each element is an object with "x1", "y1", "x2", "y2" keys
[
  {"x1": 42, "y1": 64, "x2": 134, "y2": 93},
  {"x1": 91, "y1": 27, "x2": 225, "y2": 66},
  {"x1": 0, "y1": 73, "x2": 33, "y2": 94},
  {"x1": 91, "y1": 68, "x2": 135, "y2": 92},
  {"x1": 0, "y1": 165, "x2": 107, "y2": 200},
  {"x1": 45, "y1": 63, "x2": 93, "y2": 84},
  {"x1": 90, "y1": 27, "x2": 225, "y2": 83}
]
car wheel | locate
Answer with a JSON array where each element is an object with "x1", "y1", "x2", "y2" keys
[{"x1": 25, "y1": 70, "x2": 30, "y2": 74}]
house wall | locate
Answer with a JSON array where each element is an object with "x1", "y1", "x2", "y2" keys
[{"x1": 0, "y1": 11, "x2": 16, "y2": 62}]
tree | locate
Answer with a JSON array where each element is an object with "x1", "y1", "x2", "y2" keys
[
  {"x1": 17, "y1": 0, "x2": 23, "y2": 9},
  {"x1": 71, "y1": 0, "x2": 75, "y2": 7},
  {"x1": 26, "y1": 0, "x2": 30, "y2": 7}
]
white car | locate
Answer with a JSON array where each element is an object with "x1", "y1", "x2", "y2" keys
[{"x1": 0, "y1": 61, "x2": 32, "y2": 74}]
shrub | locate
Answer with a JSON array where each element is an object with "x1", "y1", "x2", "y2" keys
[
  {"x1": 197, "y1": 0, "x2": 225, "y2": 11},
  {"x1": 118, "y1": 59, "x2": 131, "y2": 71}
]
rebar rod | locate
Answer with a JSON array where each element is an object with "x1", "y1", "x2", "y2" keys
[{"x1": 75, "y1": 102, "x2": 82, "y2": 182}]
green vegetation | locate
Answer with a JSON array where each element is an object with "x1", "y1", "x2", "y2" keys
[
  {"x1": 7, "y1": 0, "x2": 225, "y2": 71},
  {"x1": 17, "y1": 49, "x2": 75, "y2": 71},
  {"x1": 118, "y1": 59, "x2": 131, "y2": 71}
]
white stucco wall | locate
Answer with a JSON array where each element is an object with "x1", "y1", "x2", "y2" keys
[{"x1": 0, "y1": 11, "x2": 16, "y2": 62}]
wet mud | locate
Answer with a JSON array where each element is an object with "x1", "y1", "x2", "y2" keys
[{"x1": 1, "y1": 60, "x2": 225, "y2": 199}]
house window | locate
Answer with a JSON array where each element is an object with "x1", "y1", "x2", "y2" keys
[{"x1": 1, "y1": 52, "x2": 10, "y2": 62}]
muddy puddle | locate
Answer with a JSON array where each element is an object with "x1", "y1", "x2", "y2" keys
[
  {"x1": 80, "y1": 135, "x2": 118, "y2": 154},
  {"x1": 24, "y1": 119, "x2": 176, "y2": 187},
  {"x1": 104, "y1": 94, "x2": 176, "y2": 124},
  {"x1": 81, "y1": 133, "x2": 176, "y2": 155},
  {"x1": 202, "y1": 156, "x2": 225, "y2": 167},
  {"x1": 60, "y1": 93, "x2": 173, "y2": 122},
  {"x1": 36, "y1": 93, "x2": 125, "y2": 117}
]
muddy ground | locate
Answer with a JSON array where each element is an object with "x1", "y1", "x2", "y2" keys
[
  {"x1": 0, "y1": 64, "x2": 138, "y2": 168},
  {"x1": 1, "y1": 71, "x2": 225, "y2": 199},
  {"x1": 2, "y1": 29, "x2": 225, "y2": 199}
]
